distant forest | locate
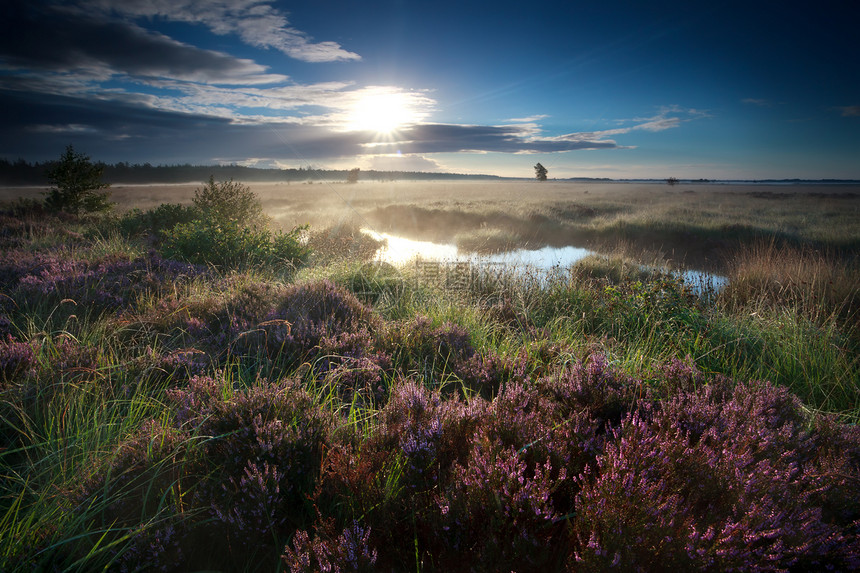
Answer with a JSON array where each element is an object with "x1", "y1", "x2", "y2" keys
[
  {"x1": 0, "y1": 157, "x2": 501, "y2": 186},
  {"x1": 4, "y1": 157, "x2": 857, "y2": 186}
]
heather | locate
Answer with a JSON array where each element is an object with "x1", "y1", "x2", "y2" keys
[{"x1": 1, "y1": 190, "x2": 859, "y2": 571}]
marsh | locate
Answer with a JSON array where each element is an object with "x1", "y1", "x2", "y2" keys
[{"x1": 6, "y1": 179, "x2": 856, "y2": 272}]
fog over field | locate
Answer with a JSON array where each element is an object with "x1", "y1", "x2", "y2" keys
[{"x1": 6, "y1": 179, "x2": 857, "y2": 272}]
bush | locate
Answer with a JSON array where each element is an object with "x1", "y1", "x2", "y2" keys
[
  {"x1": 43, "y1": 145, "x2": 112, "y2": 214},
  {"x1": 156, "y1": 178, "x2": 311, "y2": 271},
  {"x1": 171, "y1": 376, "x2": 334, "y2": 554},
  {"x1": 283, "y1": 520, "x2": 378, "y2": 573},
  {"x1": 119, "y1": 203, "x2": 198, "y2": 240},
  {"x1": 193, "y1": 176, "x2": 265, "y2": 228},
  {"x1": 161, "y1": 218, "x2": 310, "y2": 270},
  {"x1": 571, "y1": 380, "x2": 860, "y2": 571},
  {"x1": 433, "y1": 440, "x2": 567, "y2": 570},
  {"x1": 0, "y1": 335, "x2": 37, "y2": 383},
  {"x1": 5, "y1": 250, "x2": 205, "y2": 315}
]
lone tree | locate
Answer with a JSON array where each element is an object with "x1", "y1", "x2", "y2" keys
[
  {"x1": 346, "y1": 167, "x2": 360, "y2": 184},
  {"x1": 44, "y1": 145, "x2": 112, "y2": 214},
  {"x1": 534, "y1": 162, "x2": 548, "y2": 182}
]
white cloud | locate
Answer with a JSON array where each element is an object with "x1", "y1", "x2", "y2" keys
[
  {"x1": 83, "y1": 0, "x2": 361, "y2": 62},
  {"x1": 632, "y1": 116, "x2": 682, "y2": 132},
  {"x1": 121, "y1": 81, "x2": 437, "y2": 131},
  {"x1": 504, "y1": 115, "x2": 549, "y2": 123},
  {"x1": 538, "y1": 106, "x2": 707, "y2": 152},
  {"x1": 365, "y1": 154, "x2": 443, "y2": 172},
  {"x1": 220, "y1": 157, "x2": 283, "y2": 168},
  {"x1": 30, "y1": 123, "x2": 98, "y2": 134}
]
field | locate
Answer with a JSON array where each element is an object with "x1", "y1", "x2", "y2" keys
[
  {"x1": 4, "y1": 180, "x2": 859, "y2": 268},
  {"x1": 1, "y1": 180, "x2": 859, "y2": 571}
]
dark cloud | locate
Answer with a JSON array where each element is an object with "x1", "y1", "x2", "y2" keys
[
  {"x1": 0, "y1": 2, "x2": 282, "y2": 84},
  {"x1": 369, "y1": 124, "x2": 619, "y2": 154},
  {"x1": 0, "y1": 83, "x2": 620, "y2": 164},
  {"x1": 0, "y1": 87, "x2": 386, "y2": 163},
  {"x1": 0, "y1": 89, "x2": 234, "y2": 161},
  {"x1": 0, "y1": 90, "x2": 228, "y2": 134},
  {"x1": 270, "y1": 123, "x2": 619, "y2": 158},
  {"x1": 742, "y1": 98, "x2": 771, "y2": 107}
]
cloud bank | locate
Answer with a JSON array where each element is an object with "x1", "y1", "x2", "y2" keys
[
  {"x1": 3, "y1": 83, "x2": 695, "y2": 163},
  {"x1": 0, "y1": 5, "x2": 284, "y2": 85}
]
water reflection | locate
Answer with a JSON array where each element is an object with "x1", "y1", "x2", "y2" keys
[
  {"x1": 361, "y1": 229, "x2": 726, "y2": 293},
  {"x1": 676, "y1": 269, "x2": 728, "y2": 296},
  {"x1": 363, "y1": 229, "x2": 592, "y2": 267},
  {"x1": 362, "y1": 229, "x2": 461, "y2": 265}
]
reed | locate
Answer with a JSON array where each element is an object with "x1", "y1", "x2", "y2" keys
[{"x1": 720, "y1": 240, "x2": 860, "y2": 333}]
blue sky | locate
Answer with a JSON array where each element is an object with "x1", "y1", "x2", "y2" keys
[{"x1": 1, "y1": 0, "x2": 857, "y2": 179}]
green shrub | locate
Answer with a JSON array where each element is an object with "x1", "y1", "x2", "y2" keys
[
  {"x1": 119, "y1": 203, "x2": 199, "y2": 240},
  {"x1": 138, "y1": 178, "x2": 313, "y2": 271},
  {"x1": 193, "y1": 176, "x2": 265, "y2": 228},
  {"x1": 161, "y1": 218, "x2": 309, "y2": 270}
]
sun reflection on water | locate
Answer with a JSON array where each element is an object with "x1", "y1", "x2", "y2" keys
[
  {"x1": 362, "y1": 229, "x2": 460, "y2": 264},
  {"x1": 361, "y1": 228, "x2": 592, "y2": 269},
  {"x1": 360, "y1": 228, "x2": 727, "y2": 294}
]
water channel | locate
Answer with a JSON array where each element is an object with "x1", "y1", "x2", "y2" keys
[{"x1": 362, "y1": 229, "x2": 727, "y2": 294}]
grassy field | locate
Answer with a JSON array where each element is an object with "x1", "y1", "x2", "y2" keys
[
  {"x1": 1, "y1": 181, "x2": 858, "y2": 571},
  {"x1": 4, "y1": 180, "x2": 859, "y2": 269}
]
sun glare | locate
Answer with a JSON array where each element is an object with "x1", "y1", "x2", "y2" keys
[{"x1": 345, "y1": 89, "x2": 421, "y2": 134}]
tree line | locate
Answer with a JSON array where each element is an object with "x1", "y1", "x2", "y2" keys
[{"x1": 0, "y1": 156, "x2": 500, "y2": 186}]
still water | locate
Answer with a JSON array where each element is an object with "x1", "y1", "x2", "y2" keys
[{"x1": 362, "y1": 229, "x2": 727, "y2": 293}]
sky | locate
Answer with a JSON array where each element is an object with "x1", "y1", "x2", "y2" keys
[{"x1": 1, "y1": 0, "x2": 858, "y2": 180}]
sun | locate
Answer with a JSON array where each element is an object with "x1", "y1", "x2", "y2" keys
[{"x1": 344, "y1": 89, "x2": 422, "y2": 134}]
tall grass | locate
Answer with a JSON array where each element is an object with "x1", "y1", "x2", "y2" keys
[
  {"x1": 720, "y1": 240, "x2": 859, "y2": 333},
  {"x1": 0, "y1": 327, "x2": 181, "y2": 569}
]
